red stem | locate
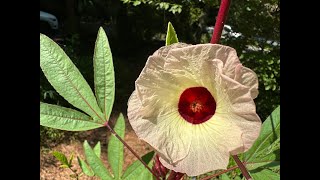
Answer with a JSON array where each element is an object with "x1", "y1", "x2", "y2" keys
[
  {"x1": 104, "y1": 124, "x2": 160, "y2": 180},
  {"x1": 232, "y1": 155, "x2": 252, "y2": 180},
  {"x1": 167, "y1": 171, "x2": 184, "y2": 180},
  {"x1": 210, "y1": 0, "x2": 232, "y2": 44}
]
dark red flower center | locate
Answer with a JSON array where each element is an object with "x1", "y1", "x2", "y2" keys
[{"x1": 178, "y1": 87, "x2": 216, "y2": 124}]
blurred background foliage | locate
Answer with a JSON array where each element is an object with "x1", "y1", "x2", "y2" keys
[{"x1": 40, "y1": 0, "x2": 279, "y2": 145}]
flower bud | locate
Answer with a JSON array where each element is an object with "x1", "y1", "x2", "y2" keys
[{"x1": 152, "y1": 154, "x2": 169, "y2": 178}]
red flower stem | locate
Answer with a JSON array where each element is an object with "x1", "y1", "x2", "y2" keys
[
  {"x1": 167, "y1": 171, "x2": 184, "y2": 180},
  {"x1": 232, "y1": 155, "x2": 252, "y2": 180},
  {"x1": 104, "y1": 123, "x2": 160, "y2": 180},
  {"x1": 210, "y1": 0, "x2": 232, "y2": 44}
]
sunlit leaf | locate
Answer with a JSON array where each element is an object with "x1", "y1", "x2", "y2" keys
[
  {"x1": 108, "y1": 114, "x2": 125, "y2": 179},
  {"x1": 83, "y1": 140, "x2": 113, "y2": 180},
  {"x1": 166, "y1": 22, "x2": 179, "y2": 46},
  {"x1": 93, "y1": 27, "x2": 115, "y2": 121},
  {"x1": 40, "y1": 102, "x2": 103, "y2": 131},
  {"x1": 40, "y1": 34, "x2": 104, "y2": 122}
]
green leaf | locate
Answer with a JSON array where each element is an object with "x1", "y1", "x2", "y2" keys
[
  {"x1": 122, "y1": 151, "x2": 154, "y2": 180},
  {"x1": 133, "y1": 1, "x2": 141, "y2": 6},
  {"x1": 246, "y1": 147, "x2": 280, "y2": 170},
  {"x1": 40, "y1": 34, "x2": 104, "y2": 122},
  {"x1": 60, "y1": 164, "x2": 69, "y2": 168},
  {"x1": 93, "y1": 27, "x2": 115, "y2": 120},
  {"x1": 220, "y1": 174, "x2": 231, "y2": 180},
  {"x1": 69, "y1": 154, "x2": 74, "y2": 166},
  {"x1": 249, "y1": 168, "x2": 280, "y2": 180},
  {"x1": 244, "y1": 106, "x2": 280, "y2": 169},
  {"x1": 77, "y1": 157, "x2": 94, "y2": 177},
  {"x1": 138, "y1": 155, "x2": 154, "y2": 180},
  {"x1": 40, "y1": 102, "x2": 103, "y2": 131},
  {"x1": 93, "y1": 141, "x2": 101, "y2": 158},
  {"x1": 108, "y1": 114, "x2": 125, "y2": 179},
  {"x1": 165, "y1": 22, "x2": 179, "y2": 46},
  {"x1": 83, "y1": 140, "x2": 113, "y2": 180},
  {"x1": 52, "y1": 151, "x2": 70, "y2": 167}
]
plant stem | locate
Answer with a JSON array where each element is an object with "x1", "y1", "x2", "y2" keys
[
  {"x1": 232, "y1": 155, "x2": 252, "y2": 180},
  {"x1": 210, "y1": 0, "x2": 232, "y2": 44},
  {"x1": 68, "y1": 167, "x2": 79, "y2": 180},
  {"x1": 200, "y1": 165, "x2": 239, "y2": 180},
  {"x1": 167, "y1": 170, "x2": 185, "y2": 180},
  {"x1": 104, "y1": 124, "x2": 160, "y2": 180}
]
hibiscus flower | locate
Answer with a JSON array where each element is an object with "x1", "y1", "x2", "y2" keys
[{"x1": 127, "y1": 43, "x2": 261, "y2": 176}]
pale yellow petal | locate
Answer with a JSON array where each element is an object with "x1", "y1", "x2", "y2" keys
[
  {"x1": 217, "y1": 74, "x2": 261, "y2": 152},
  {"x1": 128, "y1": 91, "x2": 194, "y2": 164},
  {"x1": 135, "y1": 54, "x2": 202, "y2": 118},
  {"x1": 164, "y1": 44, "x2": 241, "y2": 80},
  {"x1": 234, "y1": 64, "x2": 259, "y2": 99},
  {"x1": 153, "y1": 43, "x2": 189, "y2": 58},
  {"x1": 159, "y1": 116, "x2": 243, "y2": 176}
]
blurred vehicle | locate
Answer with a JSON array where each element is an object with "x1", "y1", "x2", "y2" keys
[
  {"x1": 206, "y1": 25, "x2": 279, "y2": 53},
  {"x1": 206, "y1": 25, "x2": 242, "y2": 39},
  {"x1": 40, "y1": 11, "x2": 59, "y2": 36}
]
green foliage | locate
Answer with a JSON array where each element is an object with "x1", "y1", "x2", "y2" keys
[
  {"x1": 94, "y1": 141, "x2": 102, "y2": 158},
  {"x1": 244, "y1": 106, "x2": 280, "y2": 167},
  {"x1": 83, "y1": 140, "x2": 113, "y2": 180},
  {"x1": 121, "y1": 0, "x2": 182, "y2": 14},
  {"x1": 219, "y1": 174, "x2": 231, "y2": 180},
  {"x1": 77, "y1": 115, "x2": 154, "y2": 180},
  {"x1": 242, "y1": 106, "x2": 280, "y2": 179},
  {"x1": 121, "y1": 151, "x2": 155, "y2": 180},
  {"x1": 166, "y1": 22, "x2": 179, "y2": 46},
  {"x1": 40, "y1": 27, "x2": 116, "y2": 133},
  {"x1": 40, "y1": 102, "x2": 103, "y2": 131},
  {"x1": 250, "y1": 169, "x2": 280, "y2": 180},
  {"x1": 108, "y1": 114, "x2": 125, "y2": 179},
  {"x1": 52, "y1": 151, "x2": 71, "y2": 168},
  {"x1": 78, "y1": 157, "x2": 95, "y2": 176},
  {"x1": 40, "y1": 34, "x2": 104, "y2": 122},
  {"x1": 94, "y1": 27, "x2": 115, "y2": 120}
]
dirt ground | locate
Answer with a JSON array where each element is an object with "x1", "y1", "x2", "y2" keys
[{"x1": 40, "y1": 117, "x2": 153, "y2": 180}]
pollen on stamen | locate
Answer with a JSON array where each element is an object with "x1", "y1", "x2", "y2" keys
[
  {"x1": 178, "y1": 87, "x2": 216, "y2": 124},
  {"x1": 190, "y1": 101, "x2": 203, "y2": 113}
]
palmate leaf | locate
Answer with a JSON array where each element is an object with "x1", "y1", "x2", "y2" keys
[
  {"x1": 122, "y1": 151, "x2": 155, "y2": 180},
  {"x1": 40, "y1": 102, "x2": 103, "y2": 131},
  {"x1": 108, "y1": 114, "x2": 125, "y2": 179},
  {"x1": 40, "y1": 34, "x2": 104, "y2": 123},
  {"x1": 166, "y1": 22, "x2": 179, "y2": 46},
  {"x1": 93, "y1": 27, "x2": 115, "y2": 120},
  {"x1": 83, "y1": 140, "x2": 113, "y2": 180},
  {"x1": 243, "y1": 106, "x2": 280, "y2": 177}
]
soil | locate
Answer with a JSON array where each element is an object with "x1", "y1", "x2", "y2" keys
[{"x1": 40, "y1": 116, "x2": 153, "y2": 180}]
